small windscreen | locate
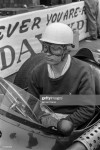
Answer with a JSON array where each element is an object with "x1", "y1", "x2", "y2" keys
[{"x1": 0, "y1": 77, "x2": 56, "y2": 124}]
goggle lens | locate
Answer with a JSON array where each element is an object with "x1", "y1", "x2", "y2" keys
[{"x1": 42, "y1": 42, "x2": 65, "y2": 56}]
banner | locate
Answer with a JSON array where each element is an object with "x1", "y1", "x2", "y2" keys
[{"x1": 0, "y1": 1, "x2": 88, "y2": 78}]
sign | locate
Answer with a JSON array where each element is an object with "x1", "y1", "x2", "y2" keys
[{"x1": 0, "y1": 1, "x2": 88, "y2": 78}]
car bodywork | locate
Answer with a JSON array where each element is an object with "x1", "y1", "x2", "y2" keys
[
  {"x1": 0, "y1": 77, "x2": 89, "y2": 150},
  {"x1": 0, "y1": 48, "x2": 100, "y2": 150},
  {"x1": 0, "y1": 77, "x2": 59, "y2": 150}
]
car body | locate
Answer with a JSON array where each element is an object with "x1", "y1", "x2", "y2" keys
[{"x1": 0, "y1": 48, "x2": 100, "y2": 150}]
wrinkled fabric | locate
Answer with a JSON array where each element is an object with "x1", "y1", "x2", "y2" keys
[{"x1": 84, "y1": 0, "x2": 100, "y2": 38}]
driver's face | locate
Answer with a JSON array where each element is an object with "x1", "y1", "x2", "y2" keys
[{"x1": 42, "y1": 42, "x2": 65, "y2": 65}]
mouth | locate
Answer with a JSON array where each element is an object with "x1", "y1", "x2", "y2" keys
[
  {"x1": 46, "y1": 59, "x2": 53, "y2": 63},
  {"x1": 45, "y1": 56, "x2": 53, "y2": 61}
]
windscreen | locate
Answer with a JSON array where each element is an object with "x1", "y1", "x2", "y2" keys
[{"x1": 0, "y1": 77, "x2": 56, "y2": 124}]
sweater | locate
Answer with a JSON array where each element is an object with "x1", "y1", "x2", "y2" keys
[{"x1": 28, "y1": 57, "x2": 95, "y2": 128}]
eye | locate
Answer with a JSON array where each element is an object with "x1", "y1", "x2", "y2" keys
[{"x1": 51, "y1": 45, "x2": 63, "y2": 53}]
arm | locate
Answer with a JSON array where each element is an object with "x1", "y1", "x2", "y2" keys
[
  {"x1": 65, "y1": 65, "x2": 96, "y2": 128},
  {"x1": 26, "y1": 69, "x2": 41, "y2": 112},
  {"x1": 65, "y1": 105, "x2": 95, "y2": 129},
  {"x1": 28, "y1": 69, "x2": 40, "y2": 99}
]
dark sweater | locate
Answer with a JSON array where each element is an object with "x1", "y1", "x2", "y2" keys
[{"x1": 28, "y1": 57, "x2": 95, "y2": 128}]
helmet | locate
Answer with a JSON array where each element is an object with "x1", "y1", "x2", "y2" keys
[{"x1": 40, "y1": 22, "x2": 74, "y2": 45}]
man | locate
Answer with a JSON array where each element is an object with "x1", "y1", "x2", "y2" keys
[
  {"x1": 28, "y1": 22, "x2": 95, "y2": 136},
  {"x1": 84, "y1": 0, "x2": 100, "y2": 40}
]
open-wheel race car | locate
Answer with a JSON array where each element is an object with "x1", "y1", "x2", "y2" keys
[{"x1": 0, "y1": 48, "x2": 100, "y2": 150}]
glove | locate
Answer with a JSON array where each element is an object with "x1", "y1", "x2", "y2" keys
[
  {"x1": 57, "y1": 119, "x2": 74, "y2": 136},
  {"x1": 40, "y1": 114, "x2": 58, "y2": 128}
]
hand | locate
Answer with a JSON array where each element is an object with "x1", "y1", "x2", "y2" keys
[
  {"x1": 40, "y1": 114, "x2": 58, "y2": 128},
  {"x1": 57, "y1": 119, "x2": 74, "y2": 136}
]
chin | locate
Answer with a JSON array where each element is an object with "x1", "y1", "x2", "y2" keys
[{"x1": 46, "y1": 58, "x2": 60, "y2": 65}]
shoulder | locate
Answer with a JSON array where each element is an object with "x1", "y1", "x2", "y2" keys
[
  {"x1": 71, "y1": 57, "x2": 93, "y2": 78},
  {"x1": 72, "y1": 57, "x2": 91, "y2": 69}
]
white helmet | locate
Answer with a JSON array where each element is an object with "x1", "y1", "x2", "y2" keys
[{"x1": 40, "y1": 22, "x2": 74, "y2": 45}]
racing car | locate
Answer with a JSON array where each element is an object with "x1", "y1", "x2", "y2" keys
[{"x1": 0, "y1": 48, "x2": 100, "y2": 150}]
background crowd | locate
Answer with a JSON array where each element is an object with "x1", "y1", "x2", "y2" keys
[{"x1": 0, "y1": 0, "x2": 81, "y2": 8}]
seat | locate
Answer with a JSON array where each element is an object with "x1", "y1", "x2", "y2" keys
[{"x1": 74, "y1": 48, "x2": 100, "y2": 94}]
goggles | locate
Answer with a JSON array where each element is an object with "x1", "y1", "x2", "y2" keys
[{"x1": 42, "y1": 42, "x2": 66, "y2": 56}]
